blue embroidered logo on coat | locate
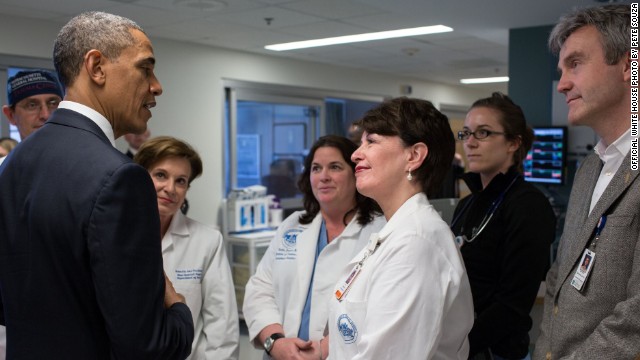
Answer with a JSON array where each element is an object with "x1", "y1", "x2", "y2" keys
[
  {"x1": 337, "y1": 314, "x2": 358, "y2": 344},
  {"x1": 282, "y1": 228, "x2": 302, "y2": 249}
]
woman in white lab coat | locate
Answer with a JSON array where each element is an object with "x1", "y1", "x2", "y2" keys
[
  {"x1": 135, "y1": 136, "x2": 239, "y2": 360},
  {"x1": 328, "y1": 98, "x2": 475, "y2": 360},
  {"x1": 243, "y1": 135, "x2": 385, "y2": 360}
]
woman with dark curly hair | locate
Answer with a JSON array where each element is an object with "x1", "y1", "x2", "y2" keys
[{"x1": 243, "y1": 135, "x2": 384, "y2": 360}]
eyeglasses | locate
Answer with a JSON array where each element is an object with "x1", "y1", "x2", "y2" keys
[
  {"x1": 457, "y1": 129, "x2": 505, "y2": 141},
  {"x1": 18, "y1": 99, "x2": 61, "y2": 113}
]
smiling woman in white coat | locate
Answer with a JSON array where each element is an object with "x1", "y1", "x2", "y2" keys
[
  {"x1": 328, "y1": 98, "x2": 474, "y2": 360},
  {"x1": 243, "y1": 135, "x2": 385, "y2": 360},
  {"x1": 135, "y1": 136, "x2": 240, "y2": 360}
]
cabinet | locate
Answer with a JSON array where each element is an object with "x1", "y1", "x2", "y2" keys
[{"x1": 226, "y1": 230, "x2": 275, "y2": 318}]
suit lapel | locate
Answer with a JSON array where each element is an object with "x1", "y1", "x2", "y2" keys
[{"x1": 558, "y1": 153, "x2": 640, "y2": 285}]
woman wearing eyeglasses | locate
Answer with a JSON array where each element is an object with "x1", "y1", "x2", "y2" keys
[{"x1": 451, "y1": 93, "x2": 556, "y2": 360}]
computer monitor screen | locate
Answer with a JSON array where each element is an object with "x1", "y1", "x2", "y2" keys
[{"x1": 524, "y1": 126, "x2": 567, "y2": 185}]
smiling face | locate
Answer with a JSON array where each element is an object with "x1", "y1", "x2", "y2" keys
[
  {"x1": 351, "y1": 131, "x2": 410, "y2": 203},
  {"x1": 557, "y1": 25, "x2": 629, "y2": 129},
  {"x1": 310, "y1": 146, "x2": 357, "y2": 212},
  {"x1": 148, "y1": 156, "x2": 191, "y2": 225},
  {"x1": 463, "y1": 107, "x2": 518, "y2": 187},
  {"x1": 103, "y1": 29, "x2": 162, "y2": 138}
]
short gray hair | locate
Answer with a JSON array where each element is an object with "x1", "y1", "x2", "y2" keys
[
  {"x1": 53, "y1": 11, "x2": 144, "y2": 86},
  {"x1": 548, "y1": 4, "x2": 630, "y2": 65}
]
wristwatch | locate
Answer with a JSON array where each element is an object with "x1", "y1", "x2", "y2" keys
[{"x1": 263, "y1": 333, "x2": 285, "y2": 355}]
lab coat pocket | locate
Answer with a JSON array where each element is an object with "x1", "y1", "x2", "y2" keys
[{"x1": 335, "y1": 299, "x2": 367, "y2": 356}]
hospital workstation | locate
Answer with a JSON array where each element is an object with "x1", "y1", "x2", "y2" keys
[{"x1": 0, "y1": 1, "x2": 630, "y2": 360}]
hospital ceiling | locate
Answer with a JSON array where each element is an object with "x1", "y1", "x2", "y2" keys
[{"x1": 0, "y1": 0, "x2": 631, "y2": 90}]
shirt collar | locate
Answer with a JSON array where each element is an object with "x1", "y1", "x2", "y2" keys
[
  {"x1": 58, "y1": 101, "x2": 115, "y2": 147},
  {"x1": 594, "y1": 128, "x2": 631, "y2": 162}
]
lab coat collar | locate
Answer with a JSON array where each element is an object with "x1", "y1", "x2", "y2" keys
[
  {"x1": 340, "y1": 211, "x2": 365, "y2": 240},
  {"x1": 294, "y1": 210, "x2": 365, "y2": 311},
  {"x1": 305, "y1": 210, "x2": 364, "y2": 243},
  {"x1": 161, "y1": 212, "x2": 189, "y2": 252},
  {"x1": 376, "y1": 192, "x2": 428, "y2": 244}
]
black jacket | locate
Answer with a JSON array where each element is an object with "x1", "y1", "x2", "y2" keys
[
  {"x1": 451, "y1": 168, "x2": 556, "y2": 359},
  {"x1": 0, "y1": 109, "x2": 193, "y2": 359}
]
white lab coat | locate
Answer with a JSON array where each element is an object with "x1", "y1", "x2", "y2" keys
[
  {"x1": 329, "y1": 193, "x2": 474, "y2": 360},
  {"x1": 243, "y1": 210, "x2": 385, "y2": 357},
  {"x1": 162, "y1": 211, "x2": 240, "y2": 360}
]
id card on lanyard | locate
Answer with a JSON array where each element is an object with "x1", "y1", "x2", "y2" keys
[
  {"x1": 571, "y1": 215, "x2": 606, "y2": 292},
  {"x1": 335, "y1": 234, "x2": 380, "y2": 301}
]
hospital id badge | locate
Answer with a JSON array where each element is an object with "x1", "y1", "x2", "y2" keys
[
  {"x1": 571, "y1": 249, "x2": 595, "y2": 292},
  {"x1": 335, "y1": 263, "x2": 361, "y2": 301}
]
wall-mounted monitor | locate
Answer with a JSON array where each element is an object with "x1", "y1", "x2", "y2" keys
[{"x1": 524, "y1": 126, "x2": 568, "y2": 185}]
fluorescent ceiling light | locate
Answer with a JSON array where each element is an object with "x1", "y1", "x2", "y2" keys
[
  {"x1": 460, "y1": 76, "x2": 509, "y2": 84},
  {"x1": 265, "y1": 25, "x2": 453, "y2": 51}
]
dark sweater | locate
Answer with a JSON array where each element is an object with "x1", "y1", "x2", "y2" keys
[{"x1": 451, "y1": 168, "x2": 556, "y2": 359}]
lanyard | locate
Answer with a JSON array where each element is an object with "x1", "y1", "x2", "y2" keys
[
  {"x1": 452, "y1": 174, "x2": 520, "y2": 244},
  {"x1": 591, "y1": 215, "x2": 607, "y2": 249},
  {"x1": 335, "y1": 235, "x2": 381, "y2": 301}
]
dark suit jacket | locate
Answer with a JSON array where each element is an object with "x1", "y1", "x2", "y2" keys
[
  {"x1": 534, "y1": 153, "x2": 640, "y2": 359},
  {"x1": 0, "y1": 109, "x2": 194, "y2": 359}
]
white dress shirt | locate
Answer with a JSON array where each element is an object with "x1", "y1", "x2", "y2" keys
[{"x1": 590, "y1": 129, "x2": 631, "y2": 213}]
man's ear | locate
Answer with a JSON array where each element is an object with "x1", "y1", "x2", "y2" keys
[
  {"x1": 84, "y1": 49, "x2": 106, "y2": 86},
  {"x1": 623, "y1": 50, "x2": 631, "y2": 82},
  {"x1": 2, "y1": 105, "x2": 17, "y2": 126}
]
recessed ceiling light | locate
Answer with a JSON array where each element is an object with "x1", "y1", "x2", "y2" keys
[
  {"x1": 265, "y1": 25, "x2": 453, "y2": 51},
  {"x1": 173, "y1": 0, "x2": 227, "y2": 11},
  {"x1": 460, "y1": 76, "x2": 509, "y2": 84}
]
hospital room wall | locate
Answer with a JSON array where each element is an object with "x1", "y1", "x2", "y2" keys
[{"x1": 0, "y1": 13, "x2": 492, "y2": 227}]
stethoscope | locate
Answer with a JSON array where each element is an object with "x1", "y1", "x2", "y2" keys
[{"x1": 451, "y1": 175, "x2": 520, "y2": 246}]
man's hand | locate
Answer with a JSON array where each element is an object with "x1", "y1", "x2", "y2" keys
[{"x1": 164, "y1": 272, "x2": 186, "y2": 308}]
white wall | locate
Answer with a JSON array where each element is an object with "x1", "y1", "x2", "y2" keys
[{"x1": 0, "y1": 14, "x2": 490, "y2": 227}]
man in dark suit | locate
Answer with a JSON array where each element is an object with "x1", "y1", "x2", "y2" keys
[
  {"x1": 534, "y1": 4, "x2": 640, "y2": 359},
  {"x1": 0, "y1": 11, "x2": 194, "y2": 359}
]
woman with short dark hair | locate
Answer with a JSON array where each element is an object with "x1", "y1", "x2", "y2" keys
[{"x1": 328, "y1": 97, "x2": 474, "y2": 359}]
